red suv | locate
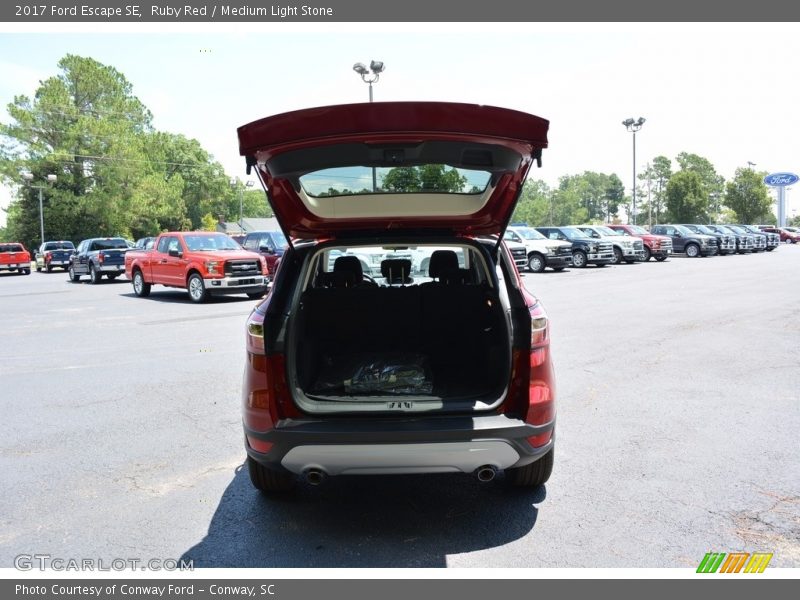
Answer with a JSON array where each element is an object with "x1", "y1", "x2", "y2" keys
[{"x1": 238, "y1": 102, "x2": 556, "y2": 492}]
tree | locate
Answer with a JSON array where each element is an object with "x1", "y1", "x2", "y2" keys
[
  {"x1": 638, "y1": 157, "x2": 672, "y2": 225},
  {"x1": 511, "y1": 179, "x2": 551, "y2": 225},
  {"x1": 723, "y1": 168, "x2": 773, "y2": 224},
  {"x1": 665, "y1": 170, "x2": 710, "y2": 222},
  {"x1": 676, "y1": 152, "x2": 725, "y2": 205},
  {"x1": 382, "y1": 164, "x2": 467, "y2": 193},
  {"x1": 0, "y1": 54, "x2": 235, "y2": 247}
]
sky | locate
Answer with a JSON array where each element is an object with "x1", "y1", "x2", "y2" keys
[{"x1": 2, "y1": 22, "x2": 800, "y2": 226}]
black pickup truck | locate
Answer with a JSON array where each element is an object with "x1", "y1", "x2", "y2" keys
[
  {"x1": 68, "y1": 237, "x2": 130, "y2": 284},
  {"x1": 650, "y1": 225, "x2": 718, "y2": 257}
]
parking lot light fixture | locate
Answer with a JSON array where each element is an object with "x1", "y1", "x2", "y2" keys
[
  {"x1": 22, "y1": 172, "x2": 57, "y2": 246},
  {"x1": 622, "y1": 117, "x2": 645, "y2": 225},
  {"x1": 353, "y1": 59, "x2": 385, "y2": 191}
]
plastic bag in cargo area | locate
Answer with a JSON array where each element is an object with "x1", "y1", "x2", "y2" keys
[{"x1": 313, "y1": 353, "x2": 433, "y2": 395}]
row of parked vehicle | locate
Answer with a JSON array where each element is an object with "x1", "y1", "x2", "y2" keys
[
  {"x1": 501, "y1": 223, "x2": 795, "y2": 273},
  {"x1": 0, "y1": 230, "x2": 293, "y2": 304}
]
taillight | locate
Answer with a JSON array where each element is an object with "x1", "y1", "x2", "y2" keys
[
  {"x1": 45, "y1": 251, "x2": 52, "y2": 261},
  {"x1": 246, "y1": 310, "x2": 265, "y2": 353},
  {"x1": 504, "y1": 300, "x2": 555, "y2": 447},
  {"x1": 530, "y1": 302, "x2": 549, "y2": 349},
  {"x1": 98, "y1": 253, "x2": 104, "y2": 264}
]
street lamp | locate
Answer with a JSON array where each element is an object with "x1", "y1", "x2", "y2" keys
[
  {"x1": 353, "y1": 60, "x2": 385, "y2": 192},
  {"x1": 622, "y1": 117, "x2": 646, "y2": 225},
  {"x1": 352, "y1": 60, "x2": 384, "y2": 103},
  {"x1": 22, "y1": 172, "x2": 57, "y2": 245},
  {"x1": 230, "y1": 178, "x2": 254, "y2": 232}
]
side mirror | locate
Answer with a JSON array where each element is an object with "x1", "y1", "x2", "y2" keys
[
  {"x1": 674, "y1": 232, "x2": 682, "y2": 238},
  {"x1": 259, "y1": 244, "x2": 274, "y2": 254},
  {"x1": 168, "y1": 249, "x2": 183, "y2": 258}
]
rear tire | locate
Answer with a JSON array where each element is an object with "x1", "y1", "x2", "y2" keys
[
  {"x1": 89, "y1": 264, "x2": 101, "y2": 284},
  {"x1": 642, "y1": 246, "x2": 652, "y2": 261},
  {"x1": 46, "y1": 264, "x2": 52, "y2": 273},
  {"x1": 68, "y1": 265, "x2": 80, "y2": 282},
  {"x1": 507, "y1": 448, "x2": 554, "y2": 487},
  {"x1": 247, "y1": 292, "x2": 265, "y2": 299},
  {"x1": 36, "y1": 264, "x2": 42, "y2": 272},
  {"x1": 654, "y1": 255, "x2": 668, "y2": 262},
  {"x1": 247, "y1": 456, "x2": 295, "y2": 493},
  {"x1": 132, "y1": 270, "x2": 151, "y2": 297}
]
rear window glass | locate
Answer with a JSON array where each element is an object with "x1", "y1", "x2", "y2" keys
[
  {"x1": 0, "y1": 244, "x2": 25, "y2": 252},
  {"x1": 44, "y1": 242, "x2": 75, "y2": 250},
  {"x1": 299, "y1": 165, "x2": 491, "y2": 197},
  {"x1": 91, "y1": 239, "x2": 129, "y2": 250},
  {"x1": 308, "y1": 243, "x2": 492, "y2": 289}
]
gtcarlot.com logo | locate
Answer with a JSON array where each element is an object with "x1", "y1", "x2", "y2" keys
[
  {"x1": 696, "y1": 552, "x2": 773, "y2": 573},
  {"x1": 14, "y1": 554, "x2": 194, "y2": 571}
]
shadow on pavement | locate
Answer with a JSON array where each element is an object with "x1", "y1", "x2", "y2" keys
[{"x1": 182, "y1": 464, "x2": 545, "y2": 567}]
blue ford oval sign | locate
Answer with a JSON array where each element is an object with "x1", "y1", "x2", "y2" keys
[{"x1": 764, "y1": 172, "x2": 799, "y2": 187}]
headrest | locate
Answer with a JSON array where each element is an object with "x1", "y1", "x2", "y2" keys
[
  {"x1": 428, "y1": 250, "x2": 459, "y2": 278},
  {"x1": 333, "y1": 255, "x2": 363, "y2": 280},
  {"x1": 381, "y1": 258, "x2": 412, "y2": 283}
]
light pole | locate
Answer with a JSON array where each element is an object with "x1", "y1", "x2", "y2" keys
[
  {"x1": 353, "y1": 60, "x2": 384, "y2": 103},
  {"x1": 22, "y1": 172, "x2": 57, "y2": 245},
  {"x1": 622, "y1": 117, "x2": 646, "y2": 225},
  {"x1": 353, "y1": 60, "x2": 385, "y2": 191},
  {"x1": 230, "y1": 178, "x2": 254, "y2": 232}
]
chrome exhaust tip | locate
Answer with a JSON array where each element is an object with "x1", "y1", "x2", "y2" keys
[{"x1": 475, "y1": 465, "x2": 497, "y2": 483}]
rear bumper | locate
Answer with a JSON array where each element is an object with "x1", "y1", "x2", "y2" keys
[
  {"x1": 244, "y1": 413, "x2": 554, "y2": 475},
  {"x1": 97, "y1": 264, "x2": 126, "y2": 273}
]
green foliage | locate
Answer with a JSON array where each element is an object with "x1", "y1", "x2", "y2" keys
[
  {"x1": 665, "y1": 170, "x2": 710, "y2": 222},
  {"x1": 723, "y1": 168, "x2": 773, "y2": 224},
  {"x1": 200, "y1": 213, "x2": 218, "y2": 232},
  {"x1": 638, "y1": 156, "x2": 672, "y2": 225},
  {"x1": 511, "y1": 179, "x2": 551, "y2": 225},
  {"x1": 0, "y1": 54, "x2": 236, "y2": 249},
  {"x1": 382, "y1": 165, "x2": 467, "y2": 193}
]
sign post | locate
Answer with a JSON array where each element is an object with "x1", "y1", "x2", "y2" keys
[{"x1": 763, "y1": 172, "x2": 798, "y2": 227}]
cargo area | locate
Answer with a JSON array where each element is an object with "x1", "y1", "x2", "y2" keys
[{"x1": 289, "y1": 246, "x2": 511, "y2": 410}]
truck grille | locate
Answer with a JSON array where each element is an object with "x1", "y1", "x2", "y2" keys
[
  {"x1": 555, "y1": 246, "x2": 572, "y2": 257},
  {"x1": 633, "y1": 240, "x2": 643, "y2": 251},
  {"x1": 509, "y1": 247, "x2": 527, "y2": 261},
  {"x1": 598, "y1": 242, "x2": 613, "y2": 253},
  {"x1": 224, "y1": 260, "x2": 261, "y2": 277}
]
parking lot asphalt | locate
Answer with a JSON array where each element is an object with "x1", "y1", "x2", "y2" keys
[{"x1": 0, "y1": 247, "x2": 798, "y2": 569}]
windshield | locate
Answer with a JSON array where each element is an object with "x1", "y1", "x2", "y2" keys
[
  {"x1": 44, "y1": 241, "x2": 75, "y2": 250},
  {"x1": 514, "y1": 227, "x2": 546, "y2": 240},
  {"x1": 674, "y1": 225, "x2": 694, "y2": 235},
  {"x1": 740, "y1": 225, "x2": 758, "y2": 233},
  {"x1": 300, "y1": 164, "x2": 492, "y2": 197},
  {"x1": 595, "y1": 226, "x2": 620, "y2": 236},
  {"x1": 725, "y1": 225, "x2": 745, "y2": 234},
  {"x1": 0, "y1": 244, "x2": 24, "y2": 252},
  {"x1": 270, "y1": 231, "x2": 287, "y2": 247},
  {"x1": 625, "y1": 226, "x2": 648, "y2": 235},
  {"x1": 561, "y1": 227, "x2": 589, "y2": 241},
  {"x1": 183, "y1": 234, "x2": 242, "y2": 251},
  {"x1": 693, "y1": 225, "x2": 715, "y2": 234}
]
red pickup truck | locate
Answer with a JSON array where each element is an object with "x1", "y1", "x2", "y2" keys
[
  {"x1": 0, "y1": 243, "x2": 32, "y2": 275},
  {"x1": 125, "y1": 232, "x2": 269, "y2": 303}
]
